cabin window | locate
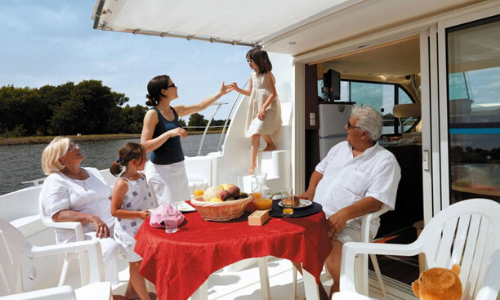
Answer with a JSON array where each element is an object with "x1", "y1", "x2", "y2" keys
[
  {"x1": 446, "y1": 15, "x2": 500, "y2": 204},
  {"x1": 340, "y1": 81, "x2": 416, "y2": 135}
]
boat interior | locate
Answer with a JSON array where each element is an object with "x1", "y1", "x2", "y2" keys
[{"x1": 2, "y1": 0, "x2": 500, "y2": 299}]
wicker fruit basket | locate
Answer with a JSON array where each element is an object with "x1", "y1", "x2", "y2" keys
[{"x1": 190, "y1": 195, "x2": 253, "y2": 221}]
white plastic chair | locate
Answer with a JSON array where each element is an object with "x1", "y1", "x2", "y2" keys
[
  {"x1": 332, "y1": 199, "x2": 500, "y2": 300},
  {"x1": 291, "y1": 206, "x2": 389, "y2": 299},
  {"x1": 38, "y1": 198, "x2": 90, "y2": 287},
  {"x1": 0, "y1": 219, "x2": 111, "y2": 300}
]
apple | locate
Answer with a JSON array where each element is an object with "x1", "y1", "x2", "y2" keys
[
  {"x1": 228, "y1": 185, "x2": 240, "y2": 197},
  {"x1": 219, "y1": 190, "x2": 231, "y2": 201}
]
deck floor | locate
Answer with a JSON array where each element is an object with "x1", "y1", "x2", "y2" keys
[{"x1": 111, "y1": 256, "x2": 417, "y2": 300}]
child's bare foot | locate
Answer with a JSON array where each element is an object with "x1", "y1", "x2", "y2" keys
[
  {"x1": 112, "y1": 296, "x2": 129, "y2": 300},
  {"x1": 249, "y1": 168, "x2": 255, "y2": 175},
  {"x1": 263, "y1": 144, "x2": 276, "y2": 151}
]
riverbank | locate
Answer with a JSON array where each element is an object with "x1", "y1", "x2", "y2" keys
[{"x1": 0, "y1": 131, "x2": 224, "y2": 145}]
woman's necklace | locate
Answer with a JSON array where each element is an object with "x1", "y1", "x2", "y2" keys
[
  {"x1": 71, "y1": 178, "x2": 87, "y2": 191},
  {"x1": 65, "y1": 169, "x2": 88, "y2": 191}
]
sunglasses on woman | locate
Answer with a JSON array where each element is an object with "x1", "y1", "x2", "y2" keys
[{"x1": 68, "y1": 143, "x2": 80, "y2": 151}]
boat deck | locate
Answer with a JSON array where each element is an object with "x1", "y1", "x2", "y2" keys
[{"x1": 107, "y1": 256, "x2": 416, "y2": 300}]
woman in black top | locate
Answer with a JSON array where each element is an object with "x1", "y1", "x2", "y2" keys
[{"x1": 141, "y1": 75, "x2": 233, "y2": 205}]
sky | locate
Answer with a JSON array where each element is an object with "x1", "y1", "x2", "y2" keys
[{"x1": 0, "y1": 1, "x2": 252, "y2": 122}]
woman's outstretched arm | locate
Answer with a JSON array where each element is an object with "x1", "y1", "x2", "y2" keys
[{"x1": 174, "y1": 82, "x2": 233, "y2": 117}]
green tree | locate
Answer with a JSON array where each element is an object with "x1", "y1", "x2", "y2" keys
[
  {"x1": 0, "y1": 85, "x2": 48, "y2": 136},
  {"x1": 122, "y1": 105, "x2": 148, "y2": 133},
  {"x1": 51, "y1": 100, "x2": 86, "y2": 135},
  {"x1": 188, "y1": 113, "x2": 208, "y2": 131}
]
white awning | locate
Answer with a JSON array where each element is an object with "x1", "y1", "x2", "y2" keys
[{"x1": 92, "y1": 0, "x2": 361, "y2": 47}]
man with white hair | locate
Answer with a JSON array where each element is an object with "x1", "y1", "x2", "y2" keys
[{"x1": 299, "y1": 105, "x2": 401, "y2": 298}]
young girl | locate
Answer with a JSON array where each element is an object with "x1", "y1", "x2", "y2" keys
[
  {"x1": 110, "y1": 142, "x2": 155, "y2": 300},
  {"x1": 231, "y1": 47, "x2": 282, "y2": 174}
]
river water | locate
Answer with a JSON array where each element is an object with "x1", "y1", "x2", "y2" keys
[{"x1": 0, "y1": 133, "x2": 222, "y2": 195}]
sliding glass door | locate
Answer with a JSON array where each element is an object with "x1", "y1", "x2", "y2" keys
[{"x1": 439, "y1": 10, "x2": 500, "y2": 208}]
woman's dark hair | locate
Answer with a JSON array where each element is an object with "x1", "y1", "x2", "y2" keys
[
  {"x1": 145, "y1": 75, "x2": 171, "y2": 106},
  {"x1": 110, "y1": 142, "x2": 146, "y2": 176},
  {"x1": 247, "y1": 47, "x2": 272, "y2": 74}
]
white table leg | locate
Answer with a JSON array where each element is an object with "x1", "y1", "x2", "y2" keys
[
  {"x1": 258, "y1": 257, "x2": 271, "y2": 300},
  {"x1": 191, "y1": 279, "x2": 208, "y2": 300},
  {"x1": 303, "y1": 268, "x2": 320, "y2": 300}
]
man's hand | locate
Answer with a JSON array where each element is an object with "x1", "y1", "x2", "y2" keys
[
  {"x1": 327, "y1": 210, "x2": 348, "y2": 240},
  {"x1": 298, "y1": 190, "x2": 314, "y2": 201}
]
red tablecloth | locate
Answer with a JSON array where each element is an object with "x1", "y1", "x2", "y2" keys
[{"x1": 135, "y1": 202, "x2": 332, "y2": 300}]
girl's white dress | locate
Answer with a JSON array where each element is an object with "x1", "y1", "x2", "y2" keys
[
  {"x1": 245, "y1": 72, "x2": 282, "y2": 137},
  {"x1": 114, "y1": 175, "x2": 155, "y2": 262}
]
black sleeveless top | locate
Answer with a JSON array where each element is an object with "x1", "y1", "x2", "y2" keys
[{"x1": 150, "y1": 107, "x2": 185, "y2": 165}]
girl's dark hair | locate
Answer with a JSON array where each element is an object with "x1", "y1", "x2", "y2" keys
[
  {"x1": 110, "y1": 142, "x2": 146, "y2": 176},
  {"x1": 145, "y1": 75, "x2": 171, "y2": 106},
  {"x1": 247, "y1": 48, "x2": 272, "y2": 74}
]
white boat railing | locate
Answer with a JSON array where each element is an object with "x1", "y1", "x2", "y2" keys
[
  {"x1": 217, "y1": 79, "x2": 249, "y2": 152},
  {"x1": 196, "y1": 101, "x2": 228, "y2": 156}
]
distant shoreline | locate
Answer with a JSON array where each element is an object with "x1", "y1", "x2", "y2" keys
[{"x1": 0, "y1": 131, "x2": 223, "y2": 146}]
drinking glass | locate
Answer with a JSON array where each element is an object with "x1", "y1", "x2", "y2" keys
[
  {"x1": 281, "y1": 188, "x2": 294, "y2": 217},
  {"x1": 193, "y1": 182, "x2": 205, "y2": 198},
  {"x1": 255, "y1": 187, "x2": 273, "y2": 210},
  {"x1": 164, "y1": 204, "x2": 178, "y2": 233}
]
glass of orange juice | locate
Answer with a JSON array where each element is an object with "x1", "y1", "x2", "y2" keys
[
  {"x1": 193, "y1": 183, "x2": 204, "y2": 198},
  {"x1": 255, "y1": 188, "x2": 273, "y2": 210},
  {"x1": 281, "y1": 188, "x2": 294, "y2": 217}
]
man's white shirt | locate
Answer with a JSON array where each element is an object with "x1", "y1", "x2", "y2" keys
[{"x1": 314, "y1": 141, "x2": 401, "y2": 237}]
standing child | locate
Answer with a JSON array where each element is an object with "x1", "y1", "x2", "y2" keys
[
  {"x1": 231, "y1": 47, "x2": 282, "y2": 174},
  {"x1": 110, "y1": 142, "x2": 155, "y2": 300}
]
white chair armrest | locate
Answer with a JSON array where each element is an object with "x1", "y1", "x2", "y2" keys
[
  {"x1": 360, "y1": 206, "x2": 390, "y2": 243},
  {"x1": 41, "y1": 220, "x2": 84, "y2": 242},
  {"x1": 39, "y1": 197, "x2": 85, "y2": 242},
  {"x1": 340, "y1": 240, "x2": 424, "y2": 292},
  {"x1": 29, "y1": 240, "x2": 105, "y2": 284},
  {"x1": 0, "y1": 285, "x2": 76, "y2": 300}
]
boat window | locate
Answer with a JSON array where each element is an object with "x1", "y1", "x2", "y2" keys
[
  {"x1": 446, "y1": 15, "x2": 500, "y2": 204},
  {"x1": 398, "y1": 87, "x2": 417, "y2": 132},
  {"x1": 339, "y1": 81, "x2": 416, "y2": 135}
]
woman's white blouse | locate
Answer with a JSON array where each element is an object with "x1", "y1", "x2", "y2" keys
[{"x1": 40, "y1": 167, "x2": 114, "y2": 243}]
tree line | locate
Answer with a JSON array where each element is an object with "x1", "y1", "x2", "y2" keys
[{"x1": 0, "y1": 80, "x2": 229, "y2": 137}]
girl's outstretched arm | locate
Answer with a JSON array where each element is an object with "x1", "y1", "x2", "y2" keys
[
  {"x1": 230, "y1": 74, "x2": 252, "y2": 96},
  {"x1": 174, "y1": 82, "x2": 234, "y2": 117},
  {"x1": 111, "y1": 179, "x2": 150, "y2": 220}
]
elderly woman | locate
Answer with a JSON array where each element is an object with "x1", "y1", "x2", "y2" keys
[
  {"x1": 39, "y1": 137, "x2": 121, "y2": 286},
  {"x1": 298, "y1": 106, "x2": 401, "y2": 298}
]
